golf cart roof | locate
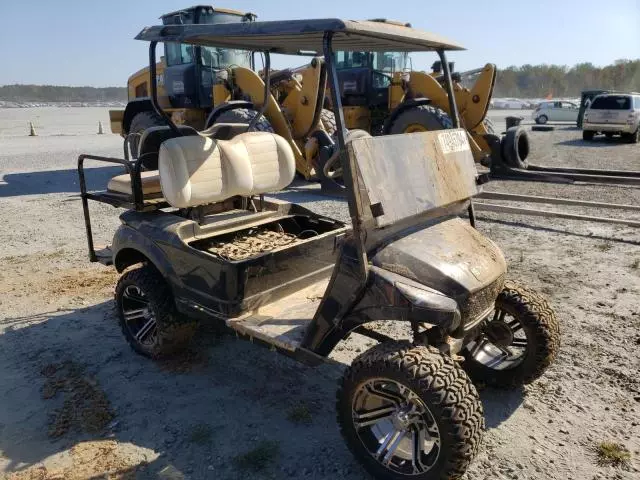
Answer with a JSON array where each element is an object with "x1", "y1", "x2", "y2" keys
[{"x1": 135, "y1": 18, "x2": 465, "y2": 53}]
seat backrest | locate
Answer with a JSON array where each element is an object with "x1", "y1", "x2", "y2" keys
[
  {"x1": 137, "y1": 125, "x2": 199, "y2": 169},
  {"x1": 158, "y1": 132, "x2": 295, "y2": 208}
]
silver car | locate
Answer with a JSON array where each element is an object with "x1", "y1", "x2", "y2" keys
[
  {"x1": 583, "y1": 93, "x2": 640, "y2": 143},
  {"x1": 532, "y1": 101, "x2": 579, "y2": 124}
]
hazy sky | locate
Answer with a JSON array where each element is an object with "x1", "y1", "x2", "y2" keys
[{"x1": 0, "y1": 0, "x2": 638, "y2": 86}]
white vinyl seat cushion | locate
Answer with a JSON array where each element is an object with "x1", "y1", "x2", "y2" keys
[
  {"x1": 158, "y1": 132, "x2": 295, "y2": 208},
  {"x1": 107, "y1": 171, "x2": 162, "y2": 196}
]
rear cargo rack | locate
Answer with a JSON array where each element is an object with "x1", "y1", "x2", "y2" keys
[{"x1": 77, "y1": 153, "x2": 169, "y2": 263}]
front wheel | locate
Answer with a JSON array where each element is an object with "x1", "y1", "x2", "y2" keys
[
  {"x1": 582, "y1": 130, "x2": 595, "y2": 141},
  {"x1": 115, "y1": 265, "x2": 197, "y2": 358},
  {"x1": 338, "y1": 342, "x2": 484, "y2": 479},
  {"x1": 536, "y1": 114, "x2": 548, "y2": 125},
  {"x1": 462, "y1": 282, "x2": 560, "y2": 388}
]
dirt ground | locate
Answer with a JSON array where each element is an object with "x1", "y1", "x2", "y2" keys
[{"x1": 0, "y1": 109, "x2": 639, "y2": 480}]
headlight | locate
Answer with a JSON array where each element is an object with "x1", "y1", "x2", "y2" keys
[{"x1": 395, "y1": 282, "x2": 461, "y2": 331}]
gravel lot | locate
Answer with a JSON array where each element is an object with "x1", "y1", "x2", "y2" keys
[{"x1": 0, "y1": 108, "x2": 638, "y2": 480}]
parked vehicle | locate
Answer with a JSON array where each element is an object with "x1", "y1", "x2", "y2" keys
[
  {"x1": 532, "y1": 101, "x2": 579, "y2": 124},
  {"x1": 583, "y1": 93, "x2": 640, "y2": 143},
  {"x1": 577, "y1": 89, "x2": 609, "y2": 127},
  {"x1": 77, "y1": 17, "x2": 560, "y2": 480}
]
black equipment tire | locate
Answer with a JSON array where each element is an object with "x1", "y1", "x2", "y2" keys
[
  {"x1": 129, "y1": 111, "x2": 165, "y2": 160},
  {"x1": 501, "y1": 126, "x2": 530, "y2": 169},
  {"x1": 115, "y1": 265, "x2": 197, "y2": 358},
  {"x1": 531, "y1": 125, "x2": 555, "y2": 132},
  {"x1": 626, "y1": 128, "x2": 640, "y2": 144},
  {"x1": 214, "y1": 108, "x2": 275, "y2": 132},
  {"x1": 320, "y1": 109, "x2": 337, "y2": 135},
  {"x1": 462, "y1": 281, "x2": 560, "y2": 388},
  {"x1": 389, "y1": 105, "x2": 453, "y2": 134},
  {"x1": 338, "y1": 341, "x2": 484, "y2": 480},
  {"x1": 582, "y1": 130, "x2": 595, "y2": 141}
]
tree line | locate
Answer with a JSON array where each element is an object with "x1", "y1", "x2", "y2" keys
[
  {"x1": 493, "y1": 59, "x2": 640, "y2": 98},
  {"x1": 2, "y1": 59, "x2": 639, "y2": 101},
  {"x1": 0, "y1": 85, "x2": 127, "y2": 103}
]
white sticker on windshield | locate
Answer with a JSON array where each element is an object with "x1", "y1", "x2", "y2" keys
[{"x1": 438, "y1": 130, "x2": 469, "y2": 154}]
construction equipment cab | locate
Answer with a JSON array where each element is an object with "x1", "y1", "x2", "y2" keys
[{"x1": 109, "y1": 5, "x2": 256, "y2": 156}]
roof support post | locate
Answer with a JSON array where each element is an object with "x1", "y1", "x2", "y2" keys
[
  {"x1": 323, "y1": 31, "x2": 369, "y2": 282},
  {"x1": 149, "y1": 41, "x2": 181, "y2": 135},
  {"x1": 437, "y1": 49, "x2": 460, "y2": 128},
  {"x1": 248, "y1": 51, "x2": 271, "y2": 131}
]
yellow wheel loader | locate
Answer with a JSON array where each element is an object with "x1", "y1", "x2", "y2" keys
[{"x1": 109, "y1": 5, "x2": 334, "y2": 181}]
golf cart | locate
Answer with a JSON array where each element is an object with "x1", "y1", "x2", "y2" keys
[{"x1": 78, "y1": 19, "x2": 559, "y2": 479}]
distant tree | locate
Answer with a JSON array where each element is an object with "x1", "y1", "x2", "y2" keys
[{"x1": 493, "y1": 59, "x2": 640, "y2": 97}]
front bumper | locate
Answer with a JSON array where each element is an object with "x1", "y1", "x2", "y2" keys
[{"x1": 583, "y1": 122, "x2": 636, "y2": 133}]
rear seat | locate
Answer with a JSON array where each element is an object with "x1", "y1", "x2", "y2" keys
[
  {"x1": 107, "y1": 171, "x2": 162, "y2": 196},
  {"x1": 158, "y1": 132, "x2": 295, "y2": 209}
]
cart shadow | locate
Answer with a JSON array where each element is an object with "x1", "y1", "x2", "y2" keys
[
  {"x1": 0, "y1": 166, "x2": 123, "y2": 198},
  {"x1": 0, "y1": 302, "x2": 358, "y2": 479},
  {"x1": 0, "y1": 302, "x2": 526, "y2": 478}
]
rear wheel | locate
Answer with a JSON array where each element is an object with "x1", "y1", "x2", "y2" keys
[
  {"x1": 115, "y1": 265, "x2": 197, "y2": 358},
  {"x1": 462, "y1": 282, "x2": 560, "y2": 388},
  {"x1": 128, "y1": 111, "x2": 164, "y2": 159},
  {"x1": 319, "y1": 109, "x2": 337, "y2": 136},
  {"x1": 625, "y1": 128, "x2": 640, "y2": 144},
  {"x1": 389, "y1": 105, "x2": 453, "y2": 134},
  {"x1": 338, "y1": 342, "x2": 484, "y2": 480},
  {"x1": 582, "y1": 130, "x2": 595, "y2": 141},
  {"x1": 214, "y1": 108, "x2": 275, "y2": 133},
  {"x1": 605, "y1": 132, "x2": 614, "y2": 139}
]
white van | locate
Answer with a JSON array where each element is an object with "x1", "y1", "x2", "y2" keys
[{"x1": 582, "y1": 93, "x2": 640, "y2": 143}]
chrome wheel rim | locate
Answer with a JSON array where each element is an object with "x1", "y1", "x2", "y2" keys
[
  {"x1": 352, "y1": 379, "x2": 440, "y2": 475},
  {"x1": 466, "y1": 309, "x2": 528, "y2": 370},
  {"x1": 121, "y1": 285, "x2": 158, "y2": 347}
]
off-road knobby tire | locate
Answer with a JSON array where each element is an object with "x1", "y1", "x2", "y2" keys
[
  {"x1": 115, "y1": 265, "x2": 197, "y2": 359},
  {"x1": 501, "y1": 126, "x2": 529, "y2": 169},
  {"x1": 214, "y1": 108, "x2": 275, "y2": 133},
  {"x1": 462, "y1": 281, "x2": 560, "y2": 388},
  {"x1": 583, "y1": 130, "x2": 595, "y2": 141},
  {"x1": 389, "y1": 105, "x2": 453, "y2": 135},
  {"x1": 482, "y1": 117, "x2": 496, "y2": 135},
  {"x1": 338, "y1": 342, "x2": 484, "y2": 480},
  {"x1": 128, "y1": 111, "x2": 165, "y2": 160},
  {"x1": 320, "y1": 109, "x2": 337, "y2": 136}
]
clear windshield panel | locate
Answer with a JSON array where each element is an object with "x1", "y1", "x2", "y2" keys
[
  {"x1": 335, "y1": 51, "x2": 408, "y2": 72},
  {"x1": 201, "y1": 47, "x2": 252, "y2": 68}
]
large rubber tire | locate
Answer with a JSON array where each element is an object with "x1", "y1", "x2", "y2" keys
[
  {"x1": 462, "y1": 282, "x2": 560, "y2": 388},
  {"x1": 536, "y1": 114, "x2": 548, "y2": 125},
  {"x1": 129, "y1": 111, "x2": 165, "y2": 159},
  {"x1": 214, "y1": 108, "x2": 275, "y2": 133},
  {"x1": 625, "y1": 128, "x2": 640, "y2": 144},
  {"x1": 389, "y1": 105, "x2": 453, "y2": 134},
  {"x1": 501, "y1": 126, "x2": 529, "y2": 169},
  {"x1": 319, "y1": 109, "x2": 337, "y2": 136},
  {"x1": 482, "y1": 117, "x2": 496, "y2": 135},
  {"x1": 338, "y1": 342, "x2": 484, "y2": 480},
  {"x1": 583, "y1": 130, "x2": 595, "y2": 141},
  {"x1": 115, "y1": 265, "x2": 197, "y2": 359}
]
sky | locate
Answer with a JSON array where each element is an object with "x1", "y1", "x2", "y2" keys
[{"x1": 0, "y1": 0, "x2": 638, "y2": 87}]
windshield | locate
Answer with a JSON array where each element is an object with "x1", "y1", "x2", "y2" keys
[
  {"x1": 590, "y1": 95, "x2": 631, "y2": 110},
  {"x1": 201, "y1": 47, "x2": 252, "y2": 69},
  {"x1": 335, "y1": 51, "x2": 408, "y2": 72}
]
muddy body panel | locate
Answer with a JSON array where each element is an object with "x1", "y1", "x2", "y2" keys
[{"x1": 111, "y1": 202, "x2": 347, "y2": 321}]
